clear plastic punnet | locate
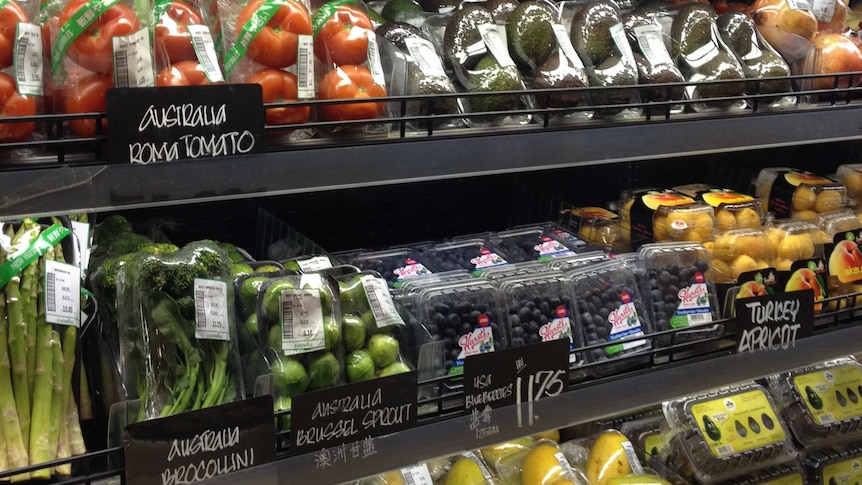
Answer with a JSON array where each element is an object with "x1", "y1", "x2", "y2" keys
[
  {"x1": 475, "y1": 260, "x2": 554, "y2": 281},
  {"x1": 493, "y1": 226, "x2": 579, "y2": 263},
  {"x1": 767, "y1": 357, "x2": 862, "y2": 450},
  {"x1": 802, "y1": 441, "x2": 862, "y2": 485},
  {"x1": 498, "y1": 273, "x2": 582, "y2": 365},
  {"x1": 729, "y1": 463, "x2": 806, "y2": 485},
  {"x1": 415, "y1": 279, "x2": 507, "y2": 375},
  {"x1": 637, "y1": 242, "x2": 721, "y2": 351},
  {"x1": 766, "y1": 219, "x2": 827, "y2": 272},
  {"x1": 494, "y1": 439, "x2": 587, "y2": 485},
  {"x1": 836, "y1": 163, "x2": 862, "y2": 209},
  {"x1": 619, "y1": 188, "x2": 697, "y2": 250},
  {"x1": 546, "y1": 251, "x2": 610, "y2": 272},
  {"x1": 817, "y1": 210, "x2": 862, "y2": 302},
  {"x1": 414, "y1": 238, "x2": 509, "y2": 274},
  {"x1": 347, "y1": 248, "x2": 436, "y2": 286},
  {"x1": 653, "y1": 201, "x2": 717, "y2": 245},
  {"x1": 674, "y1": 184, "x2": 764, "y2": 231},
  {"x1": 569, "y1": 207, "x2": 629, "y2": 252},
  {"x1": 706, "y1": 228, "x2": 774, "y2": 284},
  {"x1": 754, "y1": 168, "x2": 847, "y2": 222},
  {"x1": 662, "y1": 382, "x2": 798, "y2": 484},
  {"x1": 568, "y1": 259, "x2": 652, "y2": 375}
]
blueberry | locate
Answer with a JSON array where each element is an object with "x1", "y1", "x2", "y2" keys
[
  {"x1": 539, "y1": 301, "x2": 550, "y2": 314},
  {"x1": 447, "y1": 313, "x2": 460, "y2": 327},
  {"x1": 444, "y1": 339, "x2": 454, "y2": 350},
  {"x1": 596, "y1": 326, "x2": 609, "y2": 339},
  {"x1": 528, "y1": 322, "x2": 540, "y2": 334},
  {"x1": 549, "y1": 297, "x2": 561, "y2": 308},
  {"x1": 511, "y1": 326, "x2": 524, "y2": 337},
  {"x1": 667, "y1": 285, "x2": 679, "y2": 296},
  {"x1": 598, "y1": 308, "x2": 610, "y2": 320},
  {"x1": 659, "y1": 271, "x2": 672, "y2": 285},
  {"x1": 695, "y1": 259, "x2": 709, "y2": 273},
  {"x1": 434, "y1": 303, "x2": 449, "y2": 315},
  {"x1": 434, "y1": 313, "x2": 447, "y2": 326},
  {"x1": 450, "y1": 349, "x2": 461, "y2": 360},
  {"x1": 538, "y1": 315, "x2": 549, "y2": 325},
  {"x1": 426, "y1": 324, "x2": 438, "y2": 335},
  {"x1": 665, "y1": 303, "x2": 677, "y2": 315},
  {"x1": 470, "y1": 310, "x2": 481, "y2": 321},
  {"x1": 444, "y1": 328, "x2": 457, "y2": 339},
  {"x1": 460, "y1": 323, "x2": 474, "y2": 335},
  {"x1": 592, "y1": 315, "x2": 605, "y2": 328},
  {"x1": 532, "y1": 309, "x2": 543, "y2": 321},
  {"x1": 519, "y1": 307, "x2": 532, "y2": 321},
  {"x1": 528, "y1": 334, "x2": 541, "y2": 344}
]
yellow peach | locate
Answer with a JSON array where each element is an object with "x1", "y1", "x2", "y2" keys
[
  {"x1": 731, "y1": 254, "x2": 759, "y2": 280},
  {"x1": 814, "y1": 189, "x2": 843, "y2": 213},
  {"x1": 715, "y1": 209, "x2": 737, "y2": 231},
  {"x1": 792, "y1": 186, "x2": 818, "y2": 211},
  {"x1": 735, "y1": 208, "x2": 761, "y2": 229}
]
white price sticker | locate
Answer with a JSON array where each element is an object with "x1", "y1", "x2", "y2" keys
[
  {"x1": 70, "y1": 221, "x2": 91, "y2": 277},
  {"x1": 786, "y1": 0, "x2": 811, "y2": 10},
  {"x1": 552, "y1": 24, "x2": 585, "y2": 69},
  {"x1": 45, "y1": 260, "x2": 81, "y2": 327},
  {"x1": 281, "y1": 289, "x2": 325, "y2": 355},
  {"x1": 634, "y1": 23, "x2": 673, "y2": 66},
  {"x1": 360, "y1": 274, "x2": 405, "y2": 328},
  {"x1": 478, "y1": 23, "x2": 516, "y2": 68},
  {"x1": 621, "y1": 440, "x2": 644, "y2": 474},
  {"x1": 405, "y1": 37, "x2": 447, "y2": 77},
  {"x1": 297, "y1": 34, "x2": 315, "y2": 99},
  {"x1": 400, "y1": 464, "x2": 433, "y2": 485},
  {"x1": 112, "y1": 28, "x2": 155, "y2": 88},
  {"x1": 682, "y1": 38, "x2": 720, "y2": 69},
  {"x1": 187, "y1": 24, "x2": 224, "y2": 83},
  {"x1": 463, "y1": 452, "x2": 493, "y2": 479},
  {"x1": 741, "y1": 30, "x2": 763, "y2": 61},
  {"x1": 14, "y1": 23, "x2": 42, "y2": 96},
  {"x1": 811, "y1": 0, "x2": 835, "y2": 23},
  {"x1": 299, "y1": 273, "x2": 322, "y2": 289},
  {"x1": 296, "y1": 256, "x2": 332, "y2": 272},
  {"x1": 194, "y1": 279, "x2": 230, "y2": 341},
  {"x1": 366, "y1": 29, "x2": 386, "y2": 86},
  {"x1": 609, "y1": 23, "x2": 636, "y2": 66}
]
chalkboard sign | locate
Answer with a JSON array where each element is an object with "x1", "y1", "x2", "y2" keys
[
  {"x1": 106, "y1": 84, "x2": 265, "y2": 164},
  {"x1": 291, "y1": 371, "x2": 418, "y2": 455},
  {"x1": 735, "y1": 290, "x2": 815, "y2": 353},
  {"x1": 124, "y1": 396, "x2": 276, "y2": 485}
]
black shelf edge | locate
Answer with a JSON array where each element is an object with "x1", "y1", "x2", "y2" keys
[
  {"x1": 204, "y1": 324, "x2": 862, "y2": 485},
  {"x1": 1, "y1": 106, "x2": 861, "y2": 219}
]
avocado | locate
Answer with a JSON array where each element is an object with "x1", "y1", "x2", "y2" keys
[
  {"x1": 376, "y1": 21, "x2": 428, "y2": 51},
  {"x1": 747, "y1": 416, "x2": 761, "y2": 434},
  {"x1": 691, "y1": 52, "x2": 745, "y2": 101},
  {"x1": 717, "y1": 11, "x2": 790, "y2": 95},
  {"x1": 590, "y1": 54, "x2": 638, "y2": 107},
  {"x1": 622, "y1": 11, "x2": 651, "y2": 47},
  {"x1": 734, "y1": 419, "x2": 748, "y2": 437},
  {"x1": 761, "y1": 413, "x2": 775, "y2": 430},
  {"x1": 468, "y1": 54, "x2": 523, "y2": 114},
  {"x1": 570, "y1": 1, "x2": 620, "y2": 67},
  {"x1": 443, "y1": 5, "x2": 494, "y2": 70},
  {"x1": 486, "y1": 0, "x2": 520, "y2": 23},
  {"x1": 419, "y1": 0, "x2": 457, "y2": 13},
  {"x1": 507, "y1": 0, "x2": 558, "y2": 69},
  {"x1": 702, "y1": 415, "x2": 721, "y2": 441},
  {"x1": 381, "y1": 0, "x2": 423, "y2": 22},
  {"x1": 634, "y1": 53, "x2": 685, "y2": 102},
  {"x1": 533, "y1": 52, "x2": 588, "y2": 108},
  {"x1": 806, "y1": 386, "x2": 824, "y2": 410},
  {"x1": 671, "y1": 3, "x2": 717, "y2": 59},
  {"x1": 407, "y1": 65, "x2": 460, "y2": 114},
  {"x1": 716, "y1": 11, "x2": 754, "y2": 56}
]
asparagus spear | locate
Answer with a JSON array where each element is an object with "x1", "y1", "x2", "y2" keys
[
  {"x1": 29, "y1": 250, "x2": 55, "y2": 479},
  {"x1": 21, "y1": 259, "x2": 37, "y2": 400},
  {"x1": 54, "y1": 327, "x2": 76, "y2": 476},
  {"x1": 0, "y1": 409, "x2": 8, "y2": 474},
  {"x1": 78, "y1": 364, "x2": 92, "y2": 421},
  {"x1": 0, "y1": 271, "x2": 28, "y2": 480},
  {"x1": 42, "y1": 333, "x2": 63, "y2": 475},
  {"x1": 67, "y1": 397, "x2": 86, "y2": 457}
]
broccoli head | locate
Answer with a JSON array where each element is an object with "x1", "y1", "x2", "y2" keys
[
  {"x1": 135, "y1": 241, "x2": 232, "y2": 298},
  {"x1": 91, "y1": 252, "x2": 140, "y2": 310},
  {"x1": 93, "y1": 215, "x2": 134, "y2": 246}
]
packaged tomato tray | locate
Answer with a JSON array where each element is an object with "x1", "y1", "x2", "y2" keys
[
  {"x1": 413, "y1": 238, "x2": 509, "y2": 275},
  {"x1": 153, "y1": 0, "x2": 224, "y2": 87},
  {"x1": 767, "y1": 357, "x2": 862, "y2": 449},
  {"x1": 493, "y1": 226, "x2": 578, "y2": 263},
  {"x1": 414, "y1": 279, "x2": 506, "y2": 376},
  {"x1": 754, "y1": 168, "x2": 847, "y2": 222},
  {"x1": 662, "y1": 383, "x2": 798, "y2": 484},
  {"x1": 346, "y1": 248, "x2": 437, "y2": 287},
  {"x1": 567, "y1": 259, "x2": 653, "y2": 375},
  {"x1": 0, "y1": 0, "x2": 42, "y2": 146},
  {"x1": 803, "y1": 441, "x2": 862, "y2": 485}
]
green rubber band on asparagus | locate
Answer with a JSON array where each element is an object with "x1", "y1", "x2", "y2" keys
[
  {"x1": 51, "y1": 0, "x2": 122, "y2": 77},
  {"x1": 223, "y1": 0, "x2": 284, "y2": 76},
  {"x1": 0, "y1": 225, "x2": 70, "y2": 291},
  {"x1": 81, "y1": 288, "x2": 93, "y2": 297},
  {"x1": 311, "y1": 0, "x2": 354, "y2": 38}
]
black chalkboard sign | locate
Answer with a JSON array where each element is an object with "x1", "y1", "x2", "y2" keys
[
  {"x1": 291, "y1": 371, "x2": 418, "y2": 455},
  {"x1": 106, "y1": 85, "x2": 265, "y2": 164},
  {"x1": 124, "y1": 396, "x2": 276, "y2": 485},
  {"x1": 735, "y1": 290, "x2": 815, "y2": 353}
]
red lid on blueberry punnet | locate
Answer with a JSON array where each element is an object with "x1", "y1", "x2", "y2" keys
[
  {"x1": 480, "y1": 248, "x2": 490, "y2": 255},
  {"x1": 406, "y1": 258, "x2": 416, "y2": 265},
  {"x1": 620, "y1": 291, "x2": 631, "y2": 303},
  {"x1": 695, "y1": 272, "x2": 705, "y2": 283},
  {"x1": 556, "y1": 305, "x2": 567, "y2": 318},
  {"x1": 478, "y1": 314, "x2": 490, "y2": 327}
]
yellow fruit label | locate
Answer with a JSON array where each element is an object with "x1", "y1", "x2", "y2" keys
[
  {"x1": 760, "y1": 473, "x2": 804, "y2": 485},
  {"x1": 690, "y1": 389, "x2": 786, "y2": 458},
  {"x1": 822, "y1": 457, "x2": 862, "y2": 485},
  {"x1": 643, "y1": 432, "x2": 665, "y2": 457},
  {"x1": 784, "y1": 172, "x2": 836, "y2": 187},
  {"x1": 792, "y1": 365, "x2": 862, "y2": 425},
  {"x1": 572, "y1": 207, "x2": 618, "y2": 220},
  {"x1": 702, "y1": 191, "x2": 755, "y2": 207},
  {"x1": 641, "y1": 192, "x2": 695, "y2": 210}
]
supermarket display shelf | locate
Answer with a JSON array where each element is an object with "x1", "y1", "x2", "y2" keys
[{"x1": 2, "y1": 102, "x2": 862, "y2": 220}]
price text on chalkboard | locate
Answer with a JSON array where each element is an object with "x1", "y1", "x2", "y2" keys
[
  {"x1": 106, "y1": 85, "x2": 265, "y2": 164},
  {"x1": 735, "y1": 290, "x2": 815, "y2": 353},
  {"x1": 124, "y1": 396, "x2": 275, "y2": 485},
  {"x1": 291, "y1": 371, "x2": 418, "y2": 454}
]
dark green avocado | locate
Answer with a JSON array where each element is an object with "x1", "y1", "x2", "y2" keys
[
  {"x1": 806, "y1": 386, "x2": 824, "y2": 410},
  {"x1": 716, "y1": 11, "x2": 790, "y2": 95},
  {"x1": 507, "y1": 0, "x2": 558, "y2": 69},
  {"x1": 694, "y1": 52, "x2": 745, "y2": 100},
  {"x1": 381, "y1": 0, "x2": 423, "y2": 23},
  {"x1": 468, "y1": 55, "x2": 524, "y2": 114},
  {"x1": 590, "y1": 54, "x2": 638, "y2": 107},
  {"x1": 532, "y1": 52, "x2": 588, "y2": 108},
  {"x1": 486, "y1": 0, "x2": 520, "y2": 23},
  {"x1": 443, "y1": 5, "x2": 494, "y2": 70},
  {"x1": 376, "y1": 22, "x2": 428, "y2": 51},
  {"x1": 570, "y1": 1, "x2": 621, "y2": 67},
  {"x1": 671, "y1": 3, "x2": 718, "y2": 59},
  {"x1": 702, "y1": 415, "x2": 721, "y2": 441}
]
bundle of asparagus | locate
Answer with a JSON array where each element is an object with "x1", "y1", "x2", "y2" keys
[{"x1": 0, "y1": 219, "x2": 86, "y2": 480}]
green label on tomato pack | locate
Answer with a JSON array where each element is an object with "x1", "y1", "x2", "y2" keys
[
  {"x1": 152, "y1": 0, "x2": 172, "y2": 30},
  {"x1": 0, "y1": 224, "x2": 71, "y2": 290},
  {"x1": 223, "y1": 0, "x2": 285, "y2": 76},
  {"x1": 311, "y1": 0, "x2": 354, "y2": 37},
  {"x1": 52, "y1": 0, "x2": 122, "y2": 76}
]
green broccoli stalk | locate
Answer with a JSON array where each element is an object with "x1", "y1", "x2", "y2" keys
[{"x1": 147, "y1": 293, "x2": 202, "y2": 417}]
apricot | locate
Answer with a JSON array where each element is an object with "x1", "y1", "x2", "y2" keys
[
  {"x1": 844, "y1": 170, "x2": 862, "y2": 200},
  {"x1": 776, "y1": 234, "x2": 816, "y2": 261},
  {"x1": 792, "y1": 210, "x2": 820, "y2": 221},
  {"x1": 814, "y1": 189, "x2": 843, "y2": 213},
  {"x1": 715, "y1": 209, "x2": 737, "y2": 231},
  {"x1": 792, "y1": 186, "x2": 817, "y2": 211},
  {"x1": 735, "y1": 208, "x2": 761, "y2": 229},
  {"x1": 767, "y1": 228, "x2": 785, "y2": 251},
  {"x1": 731, "y1": 254, "x2": 759, "y2": 280},
  {"x1": 730, "y1": 234, "x2": 768, "y2": 260},
  {"x1": 710, "y1": 259, "x2": 733, "y2": 283},
  {"x1": 774, "y1": 258, "x2": 794, "y2": 271}
]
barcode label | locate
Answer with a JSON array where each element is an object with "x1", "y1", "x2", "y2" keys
[
  {"x1": 634, "y1": 23, "x2": 673, "y2": 66},
  {"x1": 114, "y1": 50, "x2": 129, "y2": 87},
  {"x1": 555, "y1": 452, "x2": 577, "y2": 478},
  {"x1": 688, "y1": 311, "x2": 713, "y2": 327},
  {"x1": 811, "y1": 0, "x2": 835, "y2": 22},
  {"x1": 296, "y1": 256, "x2": 332, "y2": 272},
  {"x1": 715, "y1": 444, "x2": 735, "y2": 456},
  {"x1": 14, "y1": 23, "x2": 42, "y2": 96},
  {"x1": 280, "y1": 288, "x2": 325, "y2": 355},
  {"x1": 478, "y1": 23, "x2": 515, "y2": 68},
  {"x1": 609, "y1": 23, "x2": 636, "y2": 66},
  {"x1": 621, "y1": 440, "x2": 644, "y2": 474},
  {"x1": 400, "y1": 464, "x2": 433, "y2": 485},
  {"x1": 819, "y1": 413, "x2": 835, "y2": 424},
  {"x1": 45, "y1": 260, "x2": 81, "y2": 327},
  {"x1": 112, "y1": 29, "x2": 155, "y2": 88},
  {"x1": 297, "y1": 34, "x2": 314, "y2": 99},
  {"x1": 463, "y1": 452, "x2": 493, "y2": 479},
  {"x1": 361, "y1": 274, "x2": 405, "y2": 328},
  {"x1": 193, "y1": 279, "x2": 230, "y2": 341},
  {"x1": 786, "y1": 0, "x2": 811, "y2": 11},
  {"x1": 366, "y1": 30, "x2": 386, "y2": 86},
  {"x1": 405, "y1": 37, "x2": 446, "y2": 77},
  {"x1": 188, "y1": 25, "x2": 224, "y2": 83},
  {"x1": 552, "y1": 24, "x2": 585, "y2": 70}
]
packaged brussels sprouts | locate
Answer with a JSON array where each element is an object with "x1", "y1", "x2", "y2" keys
[
  {"x1": 754, "y1": 168, "x2": 847, "y2": 222},
  {"x1": 116, "y1": 241, "x2": 243, "y2": 421},
  {"x1": 767, "y1": 357, "x2": 862, "y2": 449},
  {"x1": 662, "y1": 383, "x2": 798, "y2": 484}
]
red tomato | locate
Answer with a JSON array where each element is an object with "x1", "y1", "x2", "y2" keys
[
  {"x1": 248, "y1": 67, "x2": 309, "y2": 125},
  {"x1": 0, "y1": 2, "x2": 28, "y2": 69},
  {"x1": 0, "y1": 72, "x2": 36, "y2": 142},
  {"x1": 58, "y1": 0, "x2": 140, "y2": 73},
  {"x1": 317, "y1": 65, "x2": 385, "y2": 121},
  {"x1": 155, "y1": 1, "x2": 204, "y2": 62},
  {"x1": 236, "y1": 0, "x2": 311, "y2": 68},
  {"x1": 65, "y1": 73, "x2": 112, "y2": 137},
  {"x1": 156, "y1": 60, "x2": 219, "y2": 86},
  {"x1": 313, "y1": 4, "x2": 372, "y2": 66}
]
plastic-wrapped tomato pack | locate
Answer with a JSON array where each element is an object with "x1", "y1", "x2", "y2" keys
[
  {"x1": 153, "y1": 0, "x2": 225, "y2": 87},
  {"x1": 0, "y1": 0, "x2": 42, "y2": 145}
]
